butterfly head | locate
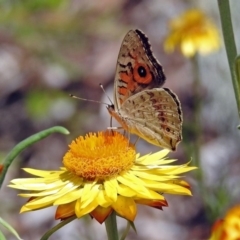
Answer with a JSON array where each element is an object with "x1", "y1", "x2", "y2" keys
[{"x1": 107, "y1": 104, "x2": 115, "y2": 112}]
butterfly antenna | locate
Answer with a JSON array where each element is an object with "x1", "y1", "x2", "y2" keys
[
  {"x1": 69, "y1": 94, "x2": 108, "y2": 106},
  {"x1": 99, "y1": 83, "x2": 114, "y2": 105}
]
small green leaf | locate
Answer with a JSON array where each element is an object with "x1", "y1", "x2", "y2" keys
[
  {"x1": 120, "y1": 221, "x2": 131, "y2": 240},
  {"x1": 128, "y1": 221, "x2": 137, "y2": 233},
  {"x1": 0, "y1": 217, "x2": 23, "y2": 240},
  {"x1": 0, "y1": 126, "x2": 69, "y2": 188},
  {"x1": 0, "y1": 230, "x2": 7, "y2": 240}
]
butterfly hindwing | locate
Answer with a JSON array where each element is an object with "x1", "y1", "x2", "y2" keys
[{"x1": 118, "y1": 88, "x2": 182, "y2": 150}]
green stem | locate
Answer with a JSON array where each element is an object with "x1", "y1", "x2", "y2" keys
[
  {"x1": 191, "y1": 55, "x2": 202, "y2": 182},
  {"x1": 0, "y1": 126, "x2": 69, "y2": 188},
  {"x1": 236, "y1": 56, "x2": 240, "y2": 84},
  {"x1": 217, "y1": 0, "x2": 240, "y2": 118},
  {"x1": 105, "y1": 211, "x2": 119, "y2": 240},
  {"x1": 40, "y1": 216, "x2": 76, "y2": 240},
  {"x1": 235, "y1": 55, "x2": 240, "y2": 120}
]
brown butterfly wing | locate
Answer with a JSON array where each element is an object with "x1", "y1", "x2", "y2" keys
[
  {"x1": 108, "y1": 29, "x2": 183, "y2": 150},
  {"x1": 117, "y1": 88, "x2": 183, "y2": 150},
  {"x1": 114, "y1": 29, "x2": 166, "y2": 109}
]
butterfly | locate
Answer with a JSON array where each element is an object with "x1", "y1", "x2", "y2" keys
[{"x1": 107, "y1": 29, "x2": 182, "y2": 151}]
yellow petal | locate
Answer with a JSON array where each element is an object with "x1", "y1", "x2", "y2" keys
[
  {"x1": 80, "y1": 181, "x2": 97, "y2": 203},
  {"x1": 81, "y1": 184, "x2": 99, "y2": 209},
  {"x1": 23, "y1": 168, "x2": 65, "y2": 177},
  {"x1": 136, "y1": 188, "x2": 165, "y2": 200},
  {"x1": 21, "y1": 197, "x2": 53, "y2": 212},
  {"x1": 136, "y1": 150, "x2": 170, "y2": 165},
  {"x1": 117, "y1": 173, "x2": 149, "y2": 196},
  {"x1": 75, "y1": 198, "x2": 98, "y2": 218},
  {"x1": 97, "y1": 190, "x2": 114, "y2": 207},
  {"x1": 112, "y1": 196, "x2": 137, "y2": 221},
  {"x1": 10, "y1": 178, "x2": 67, "y2": 191},
  {"x1": 55, "y1": 201, "x2": 76, "y2": 220},
  {"x1": 129, "y1": 169, "x2": 178, "y2": 181},
  {"x1": 117, "y1": 184, "x2": 137, "y2": 197},
  {"x1": 19, "y1": 187, "x2": 60, "y2": 197},
  {"x1": 104, "y1": 178, "x2": 118, "y2": 202},
  {"x1": 140, "y1": 178, "x2": 192, "y2": 195},
  {"x1": 54, "y1": 188, "x2": 83, "y2": 205}
]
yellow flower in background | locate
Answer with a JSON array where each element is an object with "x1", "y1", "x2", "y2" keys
[
  {"x1": 164, "y1": 9, "x2": 221, "y2": 57},
  {"x1": 210, "y1": 205, "x2": 240, "y2": 240},
  {"x1": 9, "y1": 131, "x2": 195, "y2": 224}
]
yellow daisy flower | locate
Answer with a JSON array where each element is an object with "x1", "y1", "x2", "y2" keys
[
  {"x1": 9, "y1": 131, "x2": 195, "y2": 224},
  {"x1": 210, "y1": 205, "x2": 240, "y2": 240},
  {"x1": 164, "y1": 9, "x2": 221, "y2": 57}
]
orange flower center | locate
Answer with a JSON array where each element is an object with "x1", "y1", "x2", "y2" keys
[{"x1": 63, "y1": 131, "x2": 136, "y2": 180}]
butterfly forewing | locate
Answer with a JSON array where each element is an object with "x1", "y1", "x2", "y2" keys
[{"x1": 114, "y1": 29, "x2": 165, "y2": 109}]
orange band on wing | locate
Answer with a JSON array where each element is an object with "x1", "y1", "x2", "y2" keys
[
  {"x1": 118, "y1": 86, "x2": 128, "y2": 96},
  {"x1": 119, "y1": 72, "x2": 136, "y2": 92},
  {"x1": 120, "y1": 72, "x2": 131, "y2": 84}
]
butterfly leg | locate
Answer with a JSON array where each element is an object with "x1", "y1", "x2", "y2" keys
[
  {"x1": 127, "y1": 131, "x2": 131, "y2": 146},
  {"x1": 110, "y1": 116, "x2": 113, "y2": 128},
  {"x1": 133, "y1": 136, "x2": 140, "y2": 146},
  {"x1": 109, "y1": 116, "x2": 114, "y2": 135},
  {"x1": 121, "y1": 129, "x2": 127, "y2": 137}
]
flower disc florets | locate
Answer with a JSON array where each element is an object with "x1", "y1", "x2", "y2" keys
[{"x1": 63, "y1": 131, "x2": 135, "y2": 180}]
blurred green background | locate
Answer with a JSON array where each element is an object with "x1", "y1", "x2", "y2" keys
[{"x1": 0, "y1": 0, "x2": 240, "y2": 240}]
